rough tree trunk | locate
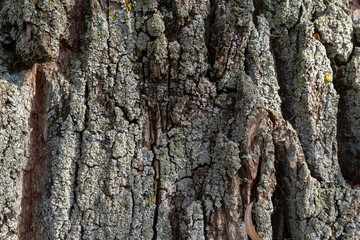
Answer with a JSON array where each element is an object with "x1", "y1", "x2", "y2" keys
[{"x1": 0, "y1": 0, "x2": 360, "y2": 239}]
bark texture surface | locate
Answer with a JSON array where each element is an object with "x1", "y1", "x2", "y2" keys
[{"x1": 0, "y1": 0, "x2": 360, "y2": 239}]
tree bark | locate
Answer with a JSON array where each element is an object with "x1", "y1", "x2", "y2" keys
[{"x1": 0, "y1": 0, "x2": 359, "y2": 239}]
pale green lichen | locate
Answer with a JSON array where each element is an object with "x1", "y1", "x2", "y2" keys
[
  {"x1": 174, "y1": 0, "x2": 189, "y2": 19},
  {"x1": 146, "y1": 13, "x2": 165, "y2": 37},
  {"x1": 148, "y1": 33, "x2": 168, "y2": 81},
  {"x1": 136, "y1": 32, "x2": 150, "y2": 51},
  {"x1": 203, "y1": 135, "x2": 241, "y2": 212}
]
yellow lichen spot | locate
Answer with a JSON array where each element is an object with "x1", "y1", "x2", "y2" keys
[
  {"x1": 46, "y1": 48, "x2": 51, "y2": 55},
  {"x1": 48, "y1": 0, "x2": 50, "y2": 5},
  {"x1": 122, "y1": 203, "x2": 126, "y2": 207},
  {"x1": 124, "y1": 0, "x2": 133, "y2": 14},
  {"x1": 299, "y1": 158, "x2": 303, "y2": 163},
  {"x1": 325, "y1": 73, "x2": 332, "y2": 82},
  {"x1": 112, "y1": 15, "x2": 117, "y2": 21},
  {"x1": 334, "y1": 225, "x2": 339, "y2": 230},
  {"x1": 94, "y1": 7, "x2": 98, "y2": 13},
  {"x1": 151, "y1": 195, "x2": 155, "y2": 205}
]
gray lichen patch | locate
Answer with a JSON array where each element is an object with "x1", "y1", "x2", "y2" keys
[
  {"x1": 314, "y1": 3, "x2": 353, "y2": 63},
  {"x1": 180, "y1": 202, "x2": 205, "y2": 240},
  {"x1": 245, "y1": 15, "x2": 282, "y2": 114},
  {"x1": 16, "y1": 0, "x2": 65, "y2": 66},
  {"x1": 274, "y1": 122, "x2": 360, "y2": 240},
  {"x1": 0, "y1": 73, "x2": 29, "y2": 240},
  {"x1": 254, "y1": 134, "x2": 276, "y2": 239},
  {"x1": 293, "y1": 22, "x2": 345, "y2": 185},
  {"x1": 42, "y1": 1, "x2": 154, "y2": 239},
  {"x1": 204, "y1": 135, "x2": 241, "y2": 211},
  {"x1": 343, "y1": 47, "x2": 360, "y2": 89}
]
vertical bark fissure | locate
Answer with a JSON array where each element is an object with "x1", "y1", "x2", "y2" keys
[
  {"x1": 57, "y1": 2, "x2": 88, "y2": 238},
  {"x1": 152, "y1": 144, "x2": 161, "y2": 240},
  {"x1": 331, "y1": 46, "x2": 360, "y2": 184},
  {"x1": 76, "y1": 70, "x2": 89, "y2": 239},
  {"x1": 166, "y1": 42, "x2": 171, "y2": 131},
  {"x1": 251, "y1": 0, "x2": 262, "y2": 28},
  {"x1": 321, "y1": 34, "x2": 358, "y2": 185},
  {"x1": 205, "y1": 0, "x2": 217, "y2": 78},
  {"x1": 270, "y1": 36, "x2": 295, "y2": 125},
  {"x1": 201, "y1": 199, "x2": 207, "y2": 240},
  {"x1": 21, "y1": 65, "x2": 49, "y2": 239},
  {"x1": 106, "y1": 0, "x2": 112, "y2": 73},
  {"x1": 129, "y1": 172, "x2": 136, "y2": 235}
]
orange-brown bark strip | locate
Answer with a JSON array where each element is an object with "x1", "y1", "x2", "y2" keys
[{"x1": 21, "y1": 65, "x2": 50, "y2": 239}]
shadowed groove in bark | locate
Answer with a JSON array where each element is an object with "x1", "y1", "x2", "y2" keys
[
  {"x1": 272, "y1": 140, "x2": 292, "y2": 240},
  {"x1": 21, "y1": 65, "x2": 50, "y2": 239},
  {"x1": 152, "y1": 144, "x2": 161, "y2": 240},
  {"x1": 7, "y1": 40, "x2": 28, "y2": 73},
  {"x1": 270, "y1": 37, "x2": 296, "y2": 126},
  {"x1": 169, "y1": 203, "x2": 180, "y2": 239},
  {"x1": 145, "y1": 104, "x2": 163, "y2": 239},
  {"x1": 309, "y1": 0, "x2": 360, "y2": 185},
  {"x1": 325, "y1": 40, "x2": 360, "y2": 185},
  {"x1": 204, "y1": 0, "x2": 217, "y2": 80},
  {"x1": 252, "y1": 0, "x2": 263, "y2": 28},
  {"x1": 73, "y1": 70, "x2": 89, "y2": 239},
  {"x1": 54, "y1": 0, "x2": 88, "y2": 226},
  {"x1": 335, "y1": 79, "x2": 360, "y2": 185},
  {"x1": 58, "y1": 0, "x2": 87, "y2": 71},
  {"x1": 0, "y1": 8, "x2": 28, "y2": 73}
]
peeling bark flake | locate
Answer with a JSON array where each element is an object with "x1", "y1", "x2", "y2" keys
[{"x1": 245, "y1": 201, "x2": 261, "y2": 240}]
